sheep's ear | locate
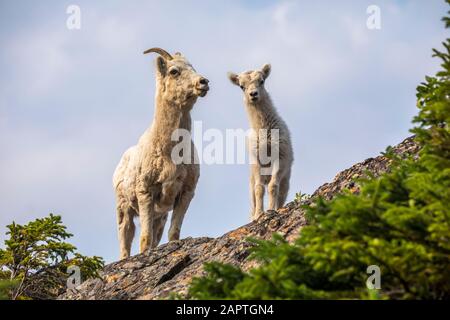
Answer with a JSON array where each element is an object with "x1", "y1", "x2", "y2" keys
[
  {"x1": 156, "y1": 56, "x2": 167, "y2": 77},
  {"x1": 261, "y1": 64, "x2": 271, "y2": 79},
  {"x1": 228, "y1": 72, "x2": 239, "y2": 86}
]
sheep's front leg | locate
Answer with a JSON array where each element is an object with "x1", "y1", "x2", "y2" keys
[
  {"x1": 152, "y1": 214, "x2": 168, "y2": 248},
  {"x1": 156, "y1": 179, "x2": 183, "y2": 212},
  {"x1": 169, "y1": 191, "x2": 194, "y2": 241},
  {"x1": 137, "y1": 191, "x2": 154, "y2": 254}
]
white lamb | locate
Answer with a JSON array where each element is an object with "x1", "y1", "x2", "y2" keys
[{"x1": 228, "y1": 64, "x2": 293, "y2": 220}]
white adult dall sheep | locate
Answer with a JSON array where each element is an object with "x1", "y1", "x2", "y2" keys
[
  {"x1": 228, "y1": 64, "x2": 293, "y2": 221},
  {"x1": 113, "y1": 48, "x2": 209, "y2": 260}
]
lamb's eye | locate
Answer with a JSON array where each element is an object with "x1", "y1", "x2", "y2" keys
[
  {"x1": 169, "y1": 68, "x2": 179, "y2": 76},
  {"x1": 260, "y1": 80, "x2": 264, "y2": 85},
  {"x1": 240, "y1": 85, "x2": 245, "y2": 90}
]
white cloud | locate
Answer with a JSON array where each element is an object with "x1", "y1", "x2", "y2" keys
[{"x1": 94, "y1": 16, "x2": 140, "y2": 52}]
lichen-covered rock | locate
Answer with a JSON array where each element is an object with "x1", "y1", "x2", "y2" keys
[
  {"x1": 59, "y1": 136, "x2": 419, "y2": 300},
  {"x1": 307, "y1": 136, "x2": 419, "y2": 202}
]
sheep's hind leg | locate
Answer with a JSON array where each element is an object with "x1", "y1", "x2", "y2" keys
[
  {"x1": 117, "y1": 206, "x2": 136, "y2": 260},
  {"x1": 169, "y1": 191, "x2": 194, "y2": 241}
]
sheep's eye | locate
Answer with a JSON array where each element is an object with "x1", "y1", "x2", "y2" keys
[
  {"x1": 169, "y1": 68, "x2": 179, "y2": 76},
  {"x1": 260, "y1": 80, "x2": 265, "y2": 85},
  {"x1": 240, "y1": 85, "x2": 245, "y2": 90}
]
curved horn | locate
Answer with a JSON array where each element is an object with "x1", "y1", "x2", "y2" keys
[{"x1": 143, "y1": 47, "x2": 173, "y2": 60}]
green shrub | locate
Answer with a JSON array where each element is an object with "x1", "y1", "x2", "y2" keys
[
  {"x1": 0, "y1": 214, "x2": 104, "y2": 300},
  {"x1": 189, "y1": 3, "x2": 450, "y2": 300},
  {"x1": 0, "y1": 280, "x2": 18, "y2": 300}
]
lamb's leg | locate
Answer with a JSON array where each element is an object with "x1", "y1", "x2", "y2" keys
[
  {"x1": 137, "y1": 192, "x2": 154, "y2": 254},
  {"x1": 117, "y1": 206, "x2": 135, "y2": 260},
  {"x1": 249, "y1": 173, "x2": 256, "y2": 219},
  {"x1": 268, "y1": 173, "x2": 281, "y2": 211},
  {"x1": 254, "y1": 174, "x2": 265, "y2": 220},
  {"x1": 152, "y1": 214, "x2": 168, "y2": 248},
  {"x1": 278, "y1": 174, "x2": 290, "y2": 208},
  {"x1": 169, "y1": 191, "x2": 194, "y2": 241}
]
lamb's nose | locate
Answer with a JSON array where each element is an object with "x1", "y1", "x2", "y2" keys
[
  {"x1": 250, "y1": 91, "x2": 258, "y2": 97},
  {"x1": 199, "y1": 78, "x2": 209, "y2": 86}
]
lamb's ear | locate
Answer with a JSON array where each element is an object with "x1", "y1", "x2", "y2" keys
[
  {"x1": 261, "y1": 64, "x2": 271, "y2": 79},
  {"x1": 227, "y1": 72, "x2": 239, "y2": 86},
  {"x1": 156, "y1": 56, "x2": 167, "y2": 77}
]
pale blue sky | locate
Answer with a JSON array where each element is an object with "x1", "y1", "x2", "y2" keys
[{"x1": 0, "y1": 1, "x2": 448, "y2": 262}]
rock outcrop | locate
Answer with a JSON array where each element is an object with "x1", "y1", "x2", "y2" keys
[{"x1": 59, "y1": 136, "x2": 420, "y2": 300}]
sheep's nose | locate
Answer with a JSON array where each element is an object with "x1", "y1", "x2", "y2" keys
[
  {"x1": 250, "y1": 91, "x2": 258, "y2": 97},
  {"x1": 199, "y1": 77, "x2": 209, "y2": 86}
]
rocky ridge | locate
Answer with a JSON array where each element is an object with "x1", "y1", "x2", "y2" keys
[{"x1": 59, "y1": 136, "x2": 419, "y2": 300}]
